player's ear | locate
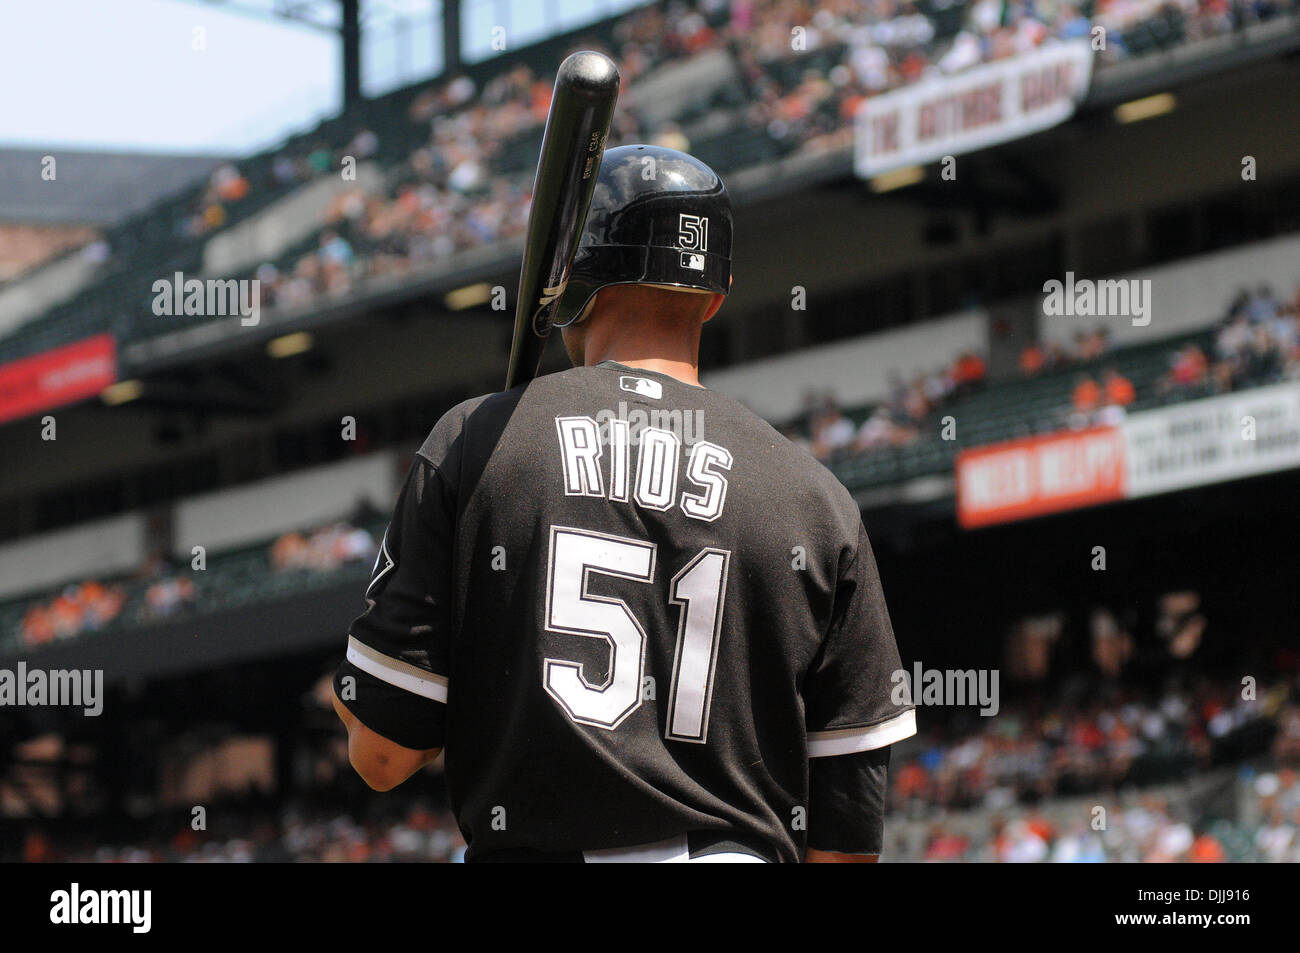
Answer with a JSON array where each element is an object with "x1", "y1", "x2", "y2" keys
[{"x1": 702, "y1": 291, "x2": 725, "y2": 323}]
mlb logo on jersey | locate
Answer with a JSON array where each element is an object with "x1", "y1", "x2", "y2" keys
[{"x1": 620, "y1": 375, "x2": 662, "y2": 400}]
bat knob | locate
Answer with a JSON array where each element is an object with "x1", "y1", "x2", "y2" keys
[{"x1": 557, "y1": 51, "x2": 620, "y2": 98}]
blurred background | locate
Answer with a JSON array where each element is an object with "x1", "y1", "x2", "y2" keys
[{"x1": 1, "y1": 0, "x2": 1298, "y2": 863}]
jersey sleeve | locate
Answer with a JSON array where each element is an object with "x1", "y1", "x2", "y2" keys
[
  {"x1": 333, "y1": 451, "x2": 456, "y2": 750},
  {"x1": 803, "y1": 521, "x2": 916, "y2": 757},
  {"x1": 807, "y1": 745, "x2": 891, "y2": 855}
]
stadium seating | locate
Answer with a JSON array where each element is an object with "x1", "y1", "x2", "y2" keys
[
  {"x1": 830, "y1": 328, "x2": 1216, "y2": 491},
  {"x1": 3, "y1": 0, "x2": 1296, "y2": 365}
]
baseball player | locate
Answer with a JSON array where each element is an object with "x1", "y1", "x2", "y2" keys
[{"x1": 333, "y1": 145, "x2": 916, "y2": 862}]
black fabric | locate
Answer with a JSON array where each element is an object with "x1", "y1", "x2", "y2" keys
[
  {"x1": 804, "y1": 523, "x2": 911, "y2": 736},
  {"x1": 808, "y1": 746, "x2": 891, "y2": 855},
  {"x1": 336, "y1": 362, "x2": 912, "y2": 862},
  {"x1": 336, "y1": 450, "x2": 461, "y2": 751},
  {"x1": 686, "y1": 830, "x2": 775, "y2": 862},
  {"x1": 333, "y1": 660, "x2": 445, "y2": 750}
]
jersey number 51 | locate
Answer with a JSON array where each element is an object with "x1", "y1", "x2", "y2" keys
[{"x1": 542, "y1": 525, "x2": 730, "y2": 743}]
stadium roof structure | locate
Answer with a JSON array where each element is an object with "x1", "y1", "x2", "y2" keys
[
  {"x1": 0, "y1": 147, "x2": 227, "y2": 226},
  {"x1": 168, "y1": 0, "x2": 464, "y2": 108},
  {"x1": 167, "y1": 0, "x2": 433, "y2": 33}
]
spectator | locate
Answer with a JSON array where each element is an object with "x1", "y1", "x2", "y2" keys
[
  {"x1": 952, "y1": 350, "x2": 987, "y2": 395},
  {"x1": 20, "y1": 604, "x2": 55, "y2": 646},
  {"x1": 1020, "y1": 343, "x2": 1046, "y2": 376},
  {"x1": 1160, "y1": 344, "x2": 1210, "y2": 396},
  {"x1": 1102, "y1": 368, "x2": 1135, "y2": 408},
  {"x1": 144, "y1": 575, "x2": 198, "y2": 619},
  {"x1": 1071, "y1": 374, "x2": 1102, "y2": 424},
  {"x1": 855, "y1": 407, "x2": 908, "y2": 450},
  {"x1": 271, "y1": 531, "x2": 310, "y2": 572},
  {"x1": 809, "y1": 399, "x2": 856, "y2": 461},
  {"x1": 1188, "y1": 831, "x2": 1227, "y2": 862}
]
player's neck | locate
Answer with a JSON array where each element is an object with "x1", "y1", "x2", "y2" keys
[{"x1": 582, "y1": 326, "x2": 704, "y2": 387}]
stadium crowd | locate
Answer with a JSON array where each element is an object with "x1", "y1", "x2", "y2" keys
[
  {"x1": 8, "y1": 274, "x2": 1298, "y2": 649},
  {"x1": 783, "y1": 349, "x2": 986, "y2": 462},
  {"x1": 783, "y1": 275, "x2": 1300, "y2": 464},
  {"x1": 18, "y1": 799, "x2": 467, "y2": 864},
  {"x1": 888, "y1": 672, "x2": 1289, "y2": 813},
  {"x1": 269, "y1": 522, "x2": 376, "y2": 574},
  {"x1": 115, "y1": 0, "x2": 1300, "y2": 321},
  {"x1": 901, "y1": 790, "x2": 1235, "y2": 862},
  {"x1": 15, "y1": 674, "x2": 1296, "y2": 862},
  {"x1": 893, "y1": 759, "x2": 1300, "y2": 862},
  {"x1": 1158, "y1": 283, "x2": 1300, "y2": 398},
  {"x1": 7, "y1": 517, "x2": 376, "y2": 650},
  {"x1": 17, "y1": 581, "x2": 127, "y2": 646}
]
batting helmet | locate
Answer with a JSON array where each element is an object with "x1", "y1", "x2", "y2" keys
[{"x1": 554, "y1": 144, "x2": 732, "y2": 328}]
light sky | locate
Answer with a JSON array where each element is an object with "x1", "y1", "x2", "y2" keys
[
  {"x1": 0, "y1": 0, "x2": 650, "y2": 158},
  {"x1": 0, "y1": 0, "x2": 344, "y2": 156}
]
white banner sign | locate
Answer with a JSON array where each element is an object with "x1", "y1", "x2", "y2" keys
[
  {"x1": 855, "y1": 41, "x2": 1094, "y2": 178},
  {"x1": 1123, "y1": 381, "x2": 1300, "y2": 498}
]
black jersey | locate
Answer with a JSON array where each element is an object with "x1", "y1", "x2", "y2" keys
[{"x1": 335, "y1": 361, "x2": 914, "y2": 862}]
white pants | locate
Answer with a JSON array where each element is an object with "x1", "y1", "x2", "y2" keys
[{"x1": 583, "y1": 834, "x2": 767, "y2": 863}]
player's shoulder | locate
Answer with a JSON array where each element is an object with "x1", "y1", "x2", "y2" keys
[
  {"x1": 417, "y1": 389, "x2": 524, "y2": 467},
  {"x1": 418, "y1": 367, "x2": 612, "y2": 462},
  {"x1": 698, "y1": 384, "x2": 860, "y2": 518}
]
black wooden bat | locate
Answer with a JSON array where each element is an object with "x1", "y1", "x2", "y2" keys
[{"x1": 504, "y1": 50, "x2": 620, "y2": 389}]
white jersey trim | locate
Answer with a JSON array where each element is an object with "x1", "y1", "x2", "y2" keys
[
  {"x1": 807, "y1": 709, "x2": 916, "y2": 757},
  {"x1": 346, "y1": 636, "x2": 448, "y2": 703}
]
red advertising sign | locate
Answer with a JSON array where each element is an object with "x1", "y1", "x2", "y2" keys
[
  {"x1": 956, "y1": 426, "x2": 1127, "y2": 528},
  {"x1": 0, "y1": 334, "x2": 117, "y2": 425}
]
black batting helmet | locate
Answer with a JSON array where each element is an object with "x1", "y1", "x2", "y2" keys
[{"x1": 554, "y1": 144, "x2": 732, "y2": 328}]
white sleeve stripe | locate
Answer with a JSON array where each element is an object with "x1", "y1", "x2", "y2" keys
[
  {"x1": 346, "y1": 636, "x2": 448, "y2": 703},
  {"x1": 808, "y1": 709, "x2": 916, "y2": 757}
]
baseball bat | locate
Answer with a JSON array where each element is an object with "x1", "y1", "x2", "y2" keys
[{"x1": 504, "y1": 50, "x2": 620, "y2": 390}]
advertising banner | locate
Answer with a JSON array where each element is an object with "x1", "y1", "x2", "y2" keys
[
  {"x1": 956, "y1": 382, "x2": 1300, "y2": 527},
  {"x1": 956, "y1": 426, "x2": 1126, "y2": 528},
  {"x1": 855, "y1": 40, "x2": 1094, "y2": 177},
  {"x1": 0, "y1": 334, "x2": 117, "y2": 425}
]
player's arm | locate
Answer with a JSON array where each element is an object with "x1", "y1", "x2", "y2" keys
[
  {"x1": 803, "y1": 520, "x2": 915, "y2": 861},
  {"x1": 333, "y1": 436, "x2": 460, "y2": 791},
  {"x1": 333, "y1": 688, "x2": 440, "y2": 791}
]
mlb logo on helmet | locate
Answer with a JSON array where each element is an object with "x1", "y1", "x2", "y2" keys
[{"x1": 681, "y1": 252, "x2": 705, "y2": 271}]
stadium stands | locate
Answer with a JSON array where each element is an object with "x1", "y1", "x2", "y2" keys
[
  {"x1": 1, "y1": 263, "x2": 1295, "y2": 651},
  {"x1": 3, "y1": 0, "x2": 1297, "y2": 367}
]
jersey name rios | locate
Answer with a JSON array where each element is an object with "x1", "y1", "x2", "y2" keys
[{"x1": 555, "y1": 413, "x2": 731, "y2": 520}]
